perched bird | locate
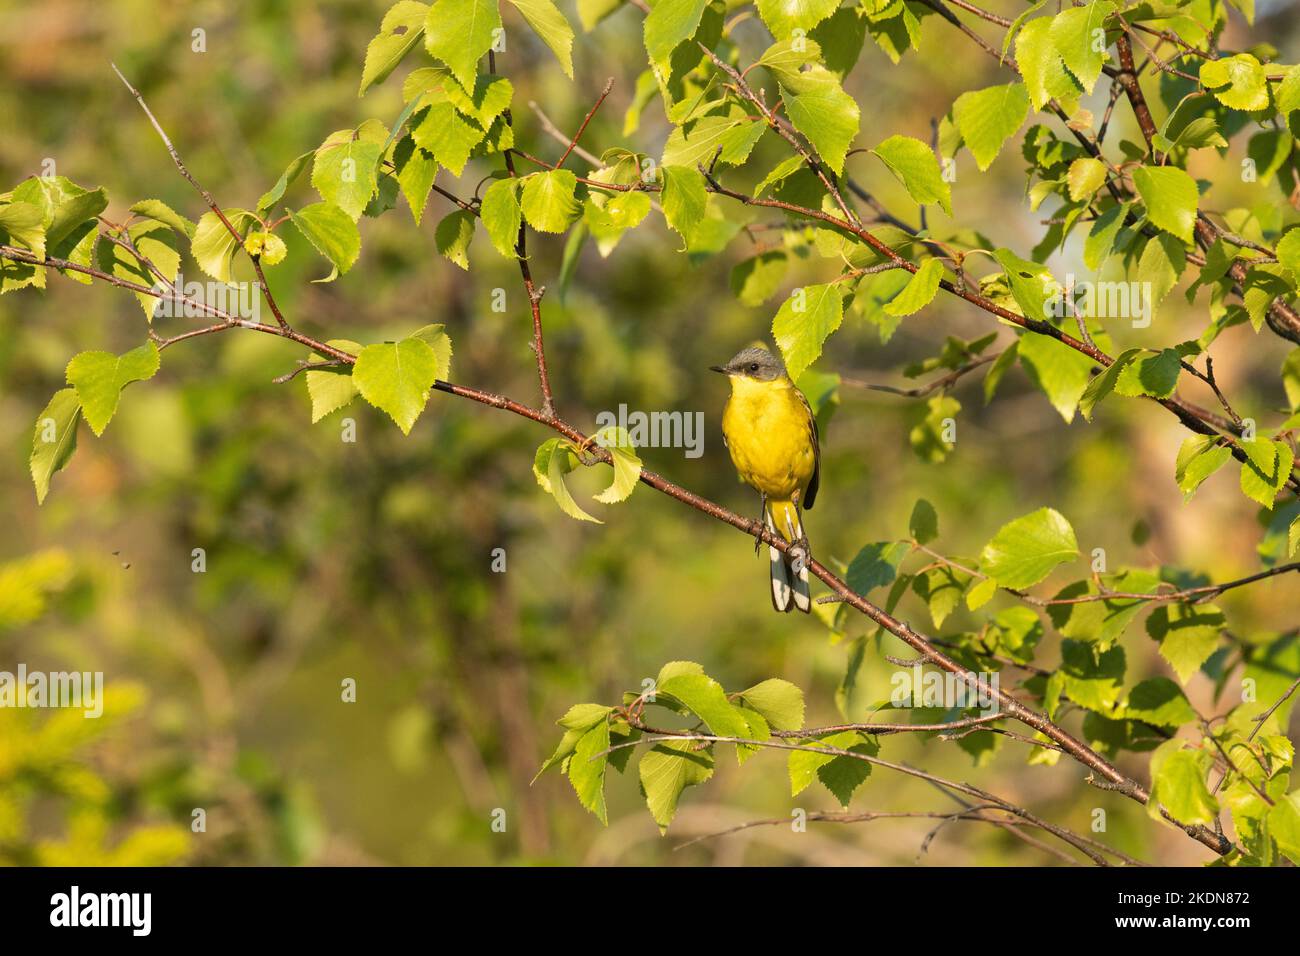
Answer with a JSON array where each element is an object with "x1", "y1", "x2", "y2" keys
[{"x1": 712, "y1": 346, "x2": 819, "y2": 613}]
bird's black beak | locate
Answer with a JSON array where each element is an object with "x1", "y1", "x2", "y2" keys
[{"x1": 709, "y1": 365, "x2": 727, "y2": 374}]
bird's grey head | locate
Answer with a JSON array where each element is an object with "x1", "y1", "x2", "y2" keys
[{"x1": 710, "y1": 346, "x2": 786, "y2": 381}]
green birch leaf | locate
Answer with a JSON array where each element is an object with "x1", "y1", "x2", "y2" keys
[
  {"x1": 1047, "y1": 571, "x2": 1159, "y2": 648},
  {"x1": 311, "y1": 137, "x2": 383, "y2": 220},
  {"x1": 1015, "y1": 15, "x2": 1081, "y2": 111},
  {"x1": 983, "y1": 341, "x2": 1018, "y2": 403},
  {"x1": 979, "y1": 507, "x2": 1078, "y2": 589},
  {"x1": 756, "y1": 36, "x2": 823, "y2": 79},
  {"x1": 305, "y1": 339, "x2": 363, "y2": 423},
  {"x1": 0, "y1": 201, "x2": 46, "y2": 294},
  {"x1": 754, "y1": 155, "x2": 805, "y2": 196},
  {"x1": 738, "y1": 679, "x2": 805, "y2": 731},
  {"x1": 190, "y1": 208, "x2": 257, "y2": 284},
  {"x1": 1199, "y1": 53, "x2": 1269, "y2": 111},
  {"x1": 1175, "y1": 436, "x2": 1232, "y2": 500},
  {"x1": 0, "y1": 201, "x2": 45, "y2": 256},
  {"x1": 557, "y1": 703, "x2": 614, "y2": 732},
  {"x1": 1066, "y1": 157, "x2": 1107, "y2": 202},
  {"x1": 809, "y1": 5, "x2": 866, "y2": 76},
  {"x1": 1057, "y1": 639, "x2": 1127, "y2": 712},
  {"x1": 966, "y1": 576, "x2": 998, "y2": 610},
  {"x1": 845, "y1": 540, "x2": 909, "y2": 596},
  {"x1": 64, "y1": 342, "x2": 160, "y2": 437},
  {"x1": 1278, "y1": 228, "x2": 1300, "y2": 285},
  {"x1": 29, "y1": 388, "x2": 81, "y2": 505},
  {"x1": 288, "y1": 202, "x2": 361, "y2": 281},
  {"x1": 639, "y1": 739, "x2": 714, "y2": 831},
  {"x1": 643, "y1": 0, "x2": 710, "y2": 68},
  {"x1": 657, "y1": 673, "x2": 751, "y2": 739},
  {"x1": 882, "y1": 258, "x2": 943, "y2": 317},
  {"x1": 1239, "y1": 438, "x2": 1292, "y2": 508},
  {"x1": 779, "y1": 65, "x2": 860, "y2": 175},
  {"x1": 353, "y1": 336, "x2": 440, "y2": 434},
  {"x1": 567, "y1": 719, "x2": 611, "y2": 824},
  {"x1": 1113, "y1": 347, "x2": 1182, "y2": 399},
  {"x1": 393, "y1": 138, "x2": 440, "y2": 226},
  {"x1": 993, "y1": 248, "x2": 1057, "y2": 324},
  {"x1": 480, "y1": 177, "x2": 523, "y2": 257},
  {"x1": 445, "y1": 74, "x2": 514, "y2": 127},
  {"x1": 591, "y1": 425, "x2": 642, "y2": 504},
  {"x1": 583, "y1": 190, "x2": 651, "y2": 256},
  {"x1": 1147, "y1": 603, "x2": 1226, "y2": 684},
  {"x1": 409, "y1": 323, "x2": 453, "y2": 380},
  {"x1": 435, "y1": 208, "x2": 476, "y2": 269},
  {"x1": 1241, "y1": 266, "x2": 1294, "y2": 332},
  {"x1": 423, "y1": 0, "x2": 502, "y2": 90},
  {"x1": 1132, "y1": 166, "x2": 1198, "y2": 243},
  {"x1": 410, "y1": 101, "x2": 486, "y2": 176},
  {"x1": 953, "y1": 83, "x2": 1030, "y2": 171},
  {"x1": 1078, "y1": 347, "x2": 1140, "y2": 421},
  {"x1": 577, "y1": 0, "x2": 622, "y2": 30},
  {"x1": 660, "y1": 164, "x2": 708, "y2": 243},
  {"x1": 256, "y1": 151, "x2": 314, "y2": 217},
  {"x1": 1271, "y1": 791, "x2": 1300, "y2": 864},
  {"x1": 788, "y1": 730, "x2": 875, "y2": 806},
  {"x1": 1083, "y1": 202, "x2": 1130, "y2": 271},
  {"x1": 1121, "y1": 677, "x2": 1197, "y2": 728},
  {"x1": 360, "y1": 1, "x2": 430, "y2": 95},
  {"x1": 754, "y1": 0, "x2": 839, "y2": 38},
  {"x1": 533, "y1": 438, "x2": 601, "y2": 523},
  {"x1": 98, "y1": 219, "x2": 183, "y2": 318},
  {"x1": 871, "y1": 134, "x2": 952, "y2": 215},
  {"x1": 506, "y1": 0, "x2": 575, "y2": 77},
  {"x1": 909, "y1": 497, "x2": 939, "y2": 544},
  {"x1": 909, "y1": 394, "x2": 960, "y2": 463},
  {"x1": 661, "y1": 112, "x2": 763, "y2": 168},
  {"x1": 1048, "y1": 0, "x2": 1115, "y2": 93},
  {"x1": 772, "y1": 282, "x2": 846, "y2": 381},
  {"x1": 815, "y1": 733, "x2": 876, "y2": 807},
  {"x1": 1016, "y1": 331, "x2": 1094, "y2": 423},
  {"x1": 1148, "y1": 740, "x2": 1218, "y2": 826},
  {"x1": 912, "y1": 565, "x2": 967, "y2": 628},
  {"x1": 128, "y1": 199, "x2": 194, "y2": 239},
  {"x1": 520, "y1": 169, "x2": 580, "y2": 233},
  {"x1": 865, "y1": 0, "x2": 920, "y2": 64},
  {"x1": 731, "y1": 250, "x2": 788, "y2": 305},
  {"x1": 1136, "y1": 232, "x2": 1186, "y2": 315}
]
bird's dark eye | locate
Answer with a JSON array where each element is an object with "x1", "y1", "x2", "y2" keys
[{"x1": 748, "y1": 363, "x2": 760, "y2": 372}]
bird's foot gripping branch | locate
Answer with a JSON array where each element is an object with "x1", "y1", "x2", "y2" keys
[{"x1": 4, "y1": 0, "x2": 1300, "y2": 864}]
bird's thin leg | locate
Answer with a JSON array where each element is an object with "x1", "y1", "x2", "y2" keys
[
  {"x1": 755, "y1": 491, "x2": 768, "y2": 556},
  {"x1": 790, "y1": 490, "x2": 811, "y2": 561}
]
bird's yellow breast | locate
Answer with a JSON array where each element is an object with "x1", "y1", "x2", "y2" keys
[{"x1": 721, "y1": 376, "x2": 816, "y2": 500}]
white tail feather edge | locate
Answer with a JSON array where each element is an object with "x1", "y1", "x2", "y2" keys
[
  {"x1": 766, "y1": 506, "x2": 810, "y2": 613},
  {"x1": 765, "y1": 510, "x2": 793, "y2": 612}
]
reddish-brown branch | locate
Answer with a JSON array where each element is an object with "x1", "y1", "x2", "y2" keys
[
  {"x1": 1114, "y1": 33, "x2": 1160, "y2": 154},
  {"x1": 493, "y1": 51, "x2": 557, "y2": 418},
  {"x1": 556, "y1": 77, "x2": 614, "y2": 168},
  {"x1": 615, "y1": 726, "x2": 1135, "y2": 865},
  {"x1": 111, "y1": 63, "x2": 293, "y2": 331},
  {"x1": 697, "y1": 43, "x2": 861, "y2": 227}
]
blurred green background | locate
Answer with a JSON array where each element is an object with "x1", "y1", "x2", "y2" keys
[{"x1": 1, "y1": 0, "x2": 1298, "y2": 865}]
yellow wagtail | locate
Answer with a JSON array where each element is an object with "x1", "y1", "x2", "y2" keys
[{"x1": 711, "y1": 346, "x2": 819, "y2": 613}]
